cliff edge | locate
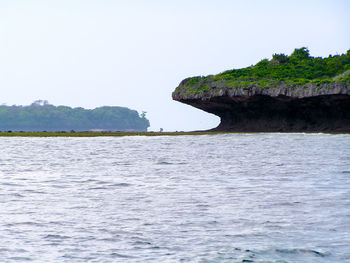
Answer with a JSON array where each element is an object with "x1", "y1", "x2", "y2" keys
[{"x1": 173, "y1": 48, "x2": 350, "y2": 132}]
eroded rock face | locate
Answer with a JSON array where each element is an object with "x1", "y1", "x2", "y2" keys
[{"x1": 172, "y1": 81, "x2": 350, "y2": 132}]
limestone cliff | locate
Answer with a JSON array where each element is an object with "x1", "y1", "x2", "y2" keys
[{"x1": 172, "y1": 48, "x2": 350, "y2": 132}]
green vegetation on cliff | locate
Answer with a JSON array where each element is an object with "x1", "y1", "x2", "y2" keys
[
  {"x1": 0, "y1": 101, "x2": 150, "y2": 132},
  {"x1": 177, "y1": 48, "x2": 350, "y2": 95}
]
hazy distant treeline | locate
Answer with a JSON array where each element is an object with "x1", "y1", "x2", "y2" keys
[{"x1": 0, "y1": 101, "x2": 150, "y2": 132}]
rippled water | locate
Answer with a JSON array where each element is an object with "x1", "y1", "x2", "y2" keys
[{"x1": 0, "y1": 134, "x2": 349, "y2": 262}]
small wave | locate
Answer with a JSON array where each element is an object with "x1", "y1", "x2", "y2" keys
[
  {"x1": 275, "y1": 248, "x2": 329, "y2": 257},
  {"x1": 68, "y1": 205, "x2": 89, "y2": 210},
  {"x1": 88, "y1": 186, "x2": 108, "y2": 190},
  {"x1": 111, "y1": 183, "x2": 131, "y2": 187},
  {"x1": 0, "y1": 248, "x2": 28, "y2": 253},
  {"x1": 157, "y1": 161, "x2": 173, "y2": 165},
  {"x1": 239, "y1": 248, "x2": 331, "y2": 263},
  {"x1": 95, "y1": 180, "x2": 109, "y2": 185},
  {"x1": 196, "y1": 203, "x2": 210, "y2": 208},
  {"x1": 10, "y1": 193, "x2": 24, "y2": 197},
  {"x1": 110, "y1": 252, "x2": 133, "y2": 258},
  {"x1": 44, "y1": 234, "x2": 71, "y2": 240},
  {"x1": 1, "y1": 182, "x2": 21, "y2": 186},
  {"x1": 133, "y1": 240, "x2": 152, "y2": 246},
  {"x1": 23, "y1": 189, "x2": 46, "y2": 194},
  {"x1": 8, "y1": 257, "x2": 32, "y2": 261},
  {"x1": 51, "y1": 184, "x2": 68, "y2": 189},
  {"x1": 157, "y1": 161, "x2": 188, "y2": 165},
  {"x1": 111, "y1": 161, "x2": 132, "y2": 166},
  {"x1": 47, "y1": 221, "x2": 66, "y2": 226},
  {"x1": 81, "y1": 179, "x2": 99, "y2": 183},
  {"x1": 275, "y1": 201, "x2": 301, "y2": 207},
  {"x1": 6, "y1": 221, "x2": 44, "y2": 227},
  {"x1": 99, "y1": 237, "x2": 119, "y2": 243}
]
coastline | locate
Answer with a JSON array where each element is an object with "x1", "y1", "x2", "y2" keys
[{"x1": 0, "y1": 131, "x2": 349, "y2": 137}]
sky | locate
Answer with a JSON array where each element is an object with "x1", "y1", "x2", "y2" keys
[{"x1": 1, "y1": 0, "x2": 349, "y2": 131}]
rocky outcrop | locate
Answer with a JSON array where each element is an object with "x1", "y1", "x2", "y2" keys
[{"x1": 172, "y1": 80, "x2": 350, "y2": 132}]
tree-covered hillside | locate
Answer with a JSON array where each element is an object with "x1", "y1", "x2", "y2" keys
[
  {"x1": 0, "y1": 101, "x2": 150, "y2": 132},
  {"x1": 179, "y1": 48, "x2": 350, "y2": 94}
]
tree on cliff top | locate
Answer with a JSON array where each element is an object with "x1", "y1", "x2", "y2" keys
[
  {"x1": 289, "y1": 47, "x2": 310, "y2": 60},
  {"x1": 218, "y1": 47, "x2": 350, "y2": 81},
  {"x1": 180, "y1": 48, "x2": 350, "y2": 91}
]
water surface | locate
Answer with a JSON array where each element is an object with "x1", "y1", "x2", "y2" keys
[{"x1": 0, "y1": 134, "x2": 349, "y2": 262}]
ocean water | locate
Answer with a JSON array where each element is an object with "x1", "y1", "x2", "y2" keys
[{"x1": 0, "y1": 134, "x2": 349, "y2": 263}]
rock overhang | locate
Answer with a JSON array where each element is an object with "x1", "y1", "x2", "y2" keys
[{"x1": 172, "y1": 81, "x2": 350, "y2": 132}]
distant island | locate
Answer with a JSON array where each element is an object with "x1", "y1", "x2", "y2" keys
[
  {"x1": 0, "y1": 100, "x2": 150, "y2": 132},
  {"x1": 173, "y1": 48, "x2": 350, "y2": 132}
]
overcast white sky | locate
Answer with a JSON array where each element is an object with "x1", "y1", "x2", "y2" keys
[{"x1": 1, "y1": 0, "x2": 349, "y2": 131}]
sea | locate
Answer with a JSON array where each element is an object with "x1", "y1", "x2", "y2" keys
[{"x1": 0, "y1": 134, "x2": 349, "y2": 263}]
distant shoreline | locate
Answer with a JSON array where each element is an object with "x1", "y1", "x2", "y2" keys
[{"x1": 0, "y1": 131, "x2": 349, "y2": 137}]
